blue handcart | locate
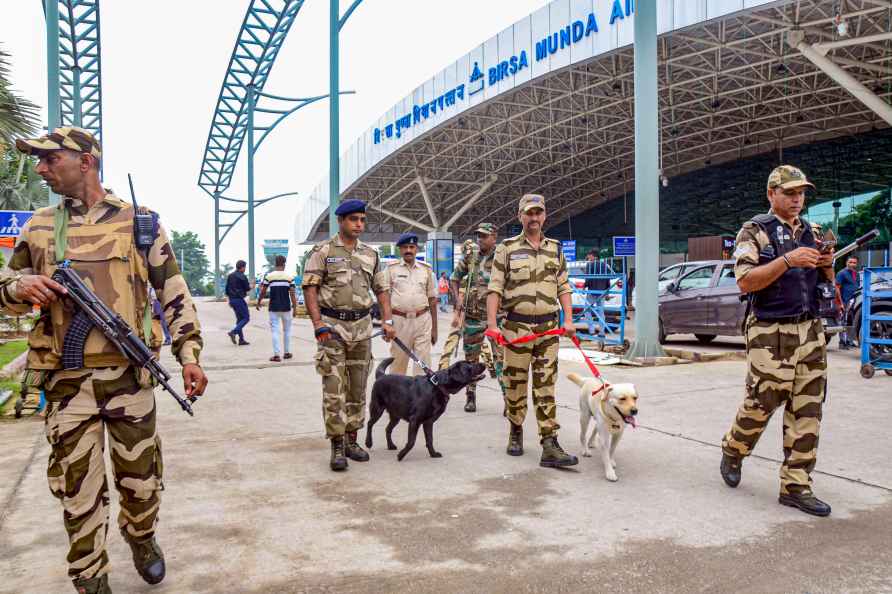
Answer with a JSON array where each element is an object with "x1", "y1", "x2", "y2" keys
[
  {"x1": 569, "y1": 273, "x2": 628, "y2": 348},
  {"x1": 859, "y1": 267, "x2": 892, "y2": 379}
]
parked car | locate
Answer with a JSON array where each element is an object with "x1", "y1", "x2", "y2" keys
[
  {"x1": 658, "y1": 260, "x2": 743, "y2": 344},
  {"x1": 632, "y1": 261, "x2": 710, "y2": 309}
]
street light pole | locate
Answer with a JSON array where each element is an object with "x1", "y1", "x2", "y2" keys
[
  {"x1": 247, "y1": 85, "x2": 257, "y2": 282},
  {"x1": 45, "y1": 0, "x2": 61, "y2": 206},
  {"x1": 328, "y1": 0, "x2": 339, "y2": 238}
]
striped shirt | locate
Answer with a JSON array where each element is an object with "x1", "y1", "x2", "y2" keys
[{"x1": 262, "y1": 270, "x2": 296, "y2": 312}]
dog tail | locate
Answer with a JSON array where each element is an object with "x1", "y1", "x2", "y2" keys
[
  {"x1": 376, "y1": 357, "x2": 394, "y2": 379},
  {"x1": 567, "y1": 372, "x2": 586, "y2": 387}
]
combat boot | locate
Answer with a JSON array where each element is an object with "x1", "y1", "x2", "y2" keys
[
  {"x1": 506, "y1": 422, "x2": 523, "y2": 456},
  {"x1": 463, "y1": 389, "x2": 476, "y2": 413},
  {"x1": 779, "y1": 492, "x2": 831, "y2": 517},
  {"x1": 73, "y1": 574, "x2": 111, "y2": 594},
  {"x1": 122, "y1": 531, "x2": 165, "y2": 585},
  {"x1": 330, "y1": 436, "x2": 348, "y2": 471},
  {"x1": 539, "y1": 435, "x2": 578, "y2": 468},
  {"x1": 720, "y1": 453, "x2": 742, "y2": 488},
  {"x1": 345, "y1": 431, "x2": 369, "y2": 462}
]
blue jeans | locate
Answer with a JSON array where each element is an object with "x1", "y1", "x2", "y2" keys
[
  {"x1": 228, "y1": 297, "x2": 250, "y2": 340},
  {"x1": 269, "y1": 311, "x2": 292, "y2": 356},
  {"x1": 439, "y1": 294, "x2": 449, "y2": 311}
]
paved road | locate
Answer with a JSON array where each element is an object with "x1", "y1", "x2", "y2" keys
[{"x1": 1, "y1": 300, "x2": 890, "y2": 593}]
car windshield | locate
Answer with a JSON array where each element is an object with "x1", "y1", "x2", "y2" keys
[{"x1": 676, "y1": 266, "x2": 716, "y2": 290}]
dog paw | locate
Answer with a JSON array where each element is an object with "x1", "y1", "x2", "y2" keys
[
  {"x1": 397, "y1": 452, "x2": 407, "y2": 461},
  {"x1": 606, "y1": 470, "x2": 618, "y2": 482},
  {"x1": 430, "y1": 452, "x2": 443, "y2": 458},
  {"x1": 387, "y1": 444, "x2": 397, "y2": 451},
  {"x1": 582, "y1": 449, "x2": 592, "y2": 457}
]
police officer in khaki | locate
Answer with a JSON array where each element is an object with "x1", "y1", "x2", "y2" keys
[
  {"x1": 487, "y1": 194, "x2": 578, "y2": 468},
  {"x1": 302, "y1": 199, "x2": 396, "y2": 471},
  {"x1": 385, "y1": 232, "x2": 438, "y2": 375},
  {"x1": 0, "y1": 127, "x2": 208, "y2": 594},
  {"x1": 720, "y1": 165, "x2": 833, "y2": 517}
]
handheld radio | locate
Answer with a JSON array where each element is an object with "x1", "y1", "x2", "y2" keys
[{"x1": 128, "y1": 174, "x2": 155, "y2": 252}]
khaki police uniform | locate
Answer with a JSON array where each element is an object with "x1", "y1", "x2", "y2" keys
[
  {"x1": 722, "y1": 165, "x2": 829, "y2": 497},
  {"x1": 0, "y1": 129, "x2": 203, "y2": 583},
  {"x1": 488, "y1": 223, "x2": 571, "y2": 438},
  {"x1": 302, "y1": 235, "x2": 388, "y2": 438},
  {"x1": 385, "y1": 258, "x2": 436, "y2": 375}
]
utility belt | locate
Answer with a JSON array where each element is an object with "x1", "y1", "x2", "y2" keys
[
  {"x1": 754, "y1": 312, "x2": 816, "y2": 324},
  {"x1": 320, "y1": 307, "x2": 370, "y2": 322},
  {"x1": 506, "y1": 311, "x2": 559, "y2": 325},
  {"x1": 393, "y1": 306, "x2": 430, "y2": 318}
]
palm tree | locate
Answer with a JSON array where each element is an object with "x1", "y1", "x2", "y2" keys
[
  {"x1": 0, "y1": 147, "x2": 48, "y2": 210},
  {"x1": 0, "y1": 44, "x2": 40, "y2": 150}
]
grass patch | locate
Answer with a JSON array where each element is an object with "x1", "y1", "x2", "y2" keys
[{"x1": 0, "y1": 340, "x2": 27, "y2": 369}]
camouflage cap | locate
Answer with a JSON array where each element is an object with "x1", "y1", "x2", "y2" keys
[
  {"x1": 15, "y1": 126, "x2": 101, "y2": 160},
  {"x1": 767, "y1": 165, "x2": 815, "y2": 191},
  {"x1": 475, "y1": 222, "x2": 496, "y2": 235},
  {"x1": 519, "y1": 193, "x2": 546, "y2": 213}
]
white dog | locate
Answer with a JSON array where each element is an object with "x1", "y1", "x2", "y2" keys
[{"x1": 568, "y1": 372, "x2": 639, "y2": 482}]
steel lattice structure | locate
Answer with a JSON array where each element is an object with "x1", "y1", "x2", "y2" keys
[
  {"x1": 45, "y1": 0, "x2": 103, "y2": 144},
  {"x1": 198, "y1": 0, "x2": 304, "y2": 198},
  {"x1": 303, "y1": 0, "x2": 892, "y2": 243}
]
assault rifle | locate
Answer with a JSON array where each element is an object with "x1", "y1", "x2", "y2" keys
[{"x1": 51, "y1": 261, "x2": 197, "y2": 416}]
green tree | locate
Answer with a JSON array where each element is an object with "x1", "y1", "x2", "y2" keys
[
  {"x1": 0, "y1": 146, "x2": 48, "y2": 210},
  {"x1": 837, "y1": 191, "x2": 892, "y2": 245},
  {"x1": 170, "y1": 231, "x2": 211, "y2": 296},
  {"x1": 0, "y1": 45, "x2": 40, "y2": 149}
]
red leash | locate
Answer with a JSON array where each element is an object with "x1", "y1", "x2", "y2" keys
[{"x1": 485, "y1": 327, "x2": 604, "y2": 379}]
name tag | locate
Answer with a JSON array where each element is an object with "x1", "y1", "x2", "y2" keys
[
  {"x1": 396, "y1": 274, "x2": 408, "y2": 279},
  {"x1": 509, "y1": 253, "x2": 529, "y2": 261},
  {"x1": 326, "y1": 257, "x2": 347, "y2": 264}
]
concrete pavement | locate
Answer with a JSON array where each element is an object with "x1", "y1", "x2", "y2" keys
[{"x1": 1, "y1": 299, "x2": 890, "y2": 593}]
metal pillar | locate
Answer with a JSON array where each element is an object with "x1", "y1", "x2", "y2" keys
[
  {"x1": 247, "y1": 85, "x2": 256, "y2": 283},
  {"x1": 627, "y1": 0, "x2": 666, "y2": 360},
  {"x1": 328, "y1": 0, "x2": 340, "y2": 237},
  {"x1": 214, "y1": 194, "x2": 222, "y2": 298},
  {"x1": 45, "y1": 0, "x2": 61, "y2": 206}
]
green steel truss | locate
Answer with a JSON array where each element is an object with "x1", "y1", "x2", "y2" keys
[{"x1": 198, "y1": 0, "x2": 305, "y2": 197}]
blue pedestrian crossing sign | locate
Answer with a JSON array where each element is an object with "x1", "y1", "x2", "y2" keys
[
  {"x1": 613, "y1": 236, "x2": 635, "y2": 257},
  {"x1": 0, "y1": 211, "x2": 33, "y2": 237},
  {"x1": 561, "y1": 240, "x2": 576, "y2": 262}
]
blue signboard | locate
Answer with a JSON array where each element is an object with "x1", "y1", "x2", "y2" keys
[
  {"x1": 0, "y1": 210, "x2": 33, "y2": 237},
  {"x1": 561, "y1": 240, "x2": 577, "y2": 262},
  {"x1": 613, "y1": 236, "x2": 635, "y2": 257}
]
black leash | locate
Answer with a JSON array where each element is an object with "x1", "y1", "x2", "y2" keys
[{"x1": 391, "y1": 336, "x2": 442, "y2": 386}]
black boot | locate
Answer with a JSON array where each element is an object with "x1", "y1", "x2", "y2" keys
[
  {"x1": 506, "y1": 422, "x2": 523, "y2": 456},
  {"x1": 464, "y1": 390, "x2": 476, "y2": 413},
  {"x1": 330, "y1": 437, "x2": 348, "y2": 471},
  {"x1": 345, "y1": 431, "x2": 370, "y2": 462},
  {"x1": 779, "y1": 492, "x2": 831, "y2": 517},
  {"x1": 122, "y1": 531, "x2": 165, "y2": 585},
  {"x1": 539, "y1": 435, "x2": 578, "y2": 467},
  {"x1": 73, "y1": 575, "x2": 111, "y2": 594},
  {"x1": 720, "y1": 453, "x2": 742, "y2": 488}
]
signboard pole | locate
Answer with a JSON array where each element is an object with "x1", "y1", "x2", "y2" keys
[
  {"x1": 45, "y1": 0, "x2": 61, "y2": 206},
  {"x1": 627, "y1": 0, "x2": 666, "y2": 360}
]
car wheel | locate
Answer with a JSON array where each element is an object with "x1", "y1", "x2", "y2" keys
[
  {"x1": 694, "y1": 334, "x2": 717, "y2": 345},
  {"x1": 658, "y1": 318, "x2": 667, "y2": 344}
]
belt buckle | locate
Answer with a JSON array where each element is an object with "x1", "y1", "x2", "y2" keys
[
  {"x1": 407, "y1": 310, "x2": 417, "y2": 319},
  {"x1": 338, "y1": 312, "x2": 348, "y2": 321}
]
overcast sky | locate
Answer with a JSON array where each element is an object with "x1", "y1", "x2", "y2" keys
[{"x1": 2, "y1": 0, "x2": 550, "y2": 272}]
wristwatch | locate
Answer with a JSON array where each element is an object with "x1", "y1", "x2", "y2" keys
[{"x1": 383, "y1": 319, "x2": 394, "y2": 326}]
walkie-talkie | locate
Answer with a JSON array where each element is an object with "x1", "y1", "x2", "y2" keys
[{"x1": 128, "y1": 174, "x2": 155, "y2": 252}]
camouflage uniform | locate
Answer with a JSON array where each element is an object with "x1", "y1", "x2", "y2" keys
[
  {"x1": 488, "y1": 231, "x2": 572, "y2": 438},
  {"x1": 0, "y1": 193, "x2": 202, "y2": 582},
  {"x1": 302, "y1": 235, "x2": 388, "y2": 438},
  {"x1": 722, "y1": 177, "x2": 829, "y2": 497}
]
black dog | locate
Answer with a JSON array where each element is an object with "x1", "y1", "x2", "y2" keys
[{"x1": 365, "y1": 358, "x2": 487, "y2": 461}]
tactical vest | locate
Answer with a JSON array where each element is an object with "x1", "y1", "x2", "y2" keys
[
  {"x1": 26, "y1": 201, "x2": 161, "y2": 370},
  {"x1": 319, "y1": 240, "x2": 377, "y2": 310},
  {"x1": 750, "y1": 213, "x2": 819, "y2": 320}
]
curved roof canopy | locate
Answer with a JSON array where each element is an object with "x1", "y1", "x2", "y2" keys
[{"x1": 296, "y1": 0, "x2": 892, "y2": 243}]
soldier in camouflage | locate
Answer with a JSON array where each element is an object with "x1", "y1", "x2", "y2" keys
[
  {"x1": 302, "y1": 199, "x2": 396, "y2": 471},
  {"x1": 447, "y1": 223, "x2": 505, "y2": 412},
  {"x1": 720, "y1": 165, "x2": 833, "y2": 517},
  {"x1": 1, "y1": 127, "x2": 208, "y2": 594},
  {"x1": 487, "y1": 194, "x2": 578, "y2": 468}
]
